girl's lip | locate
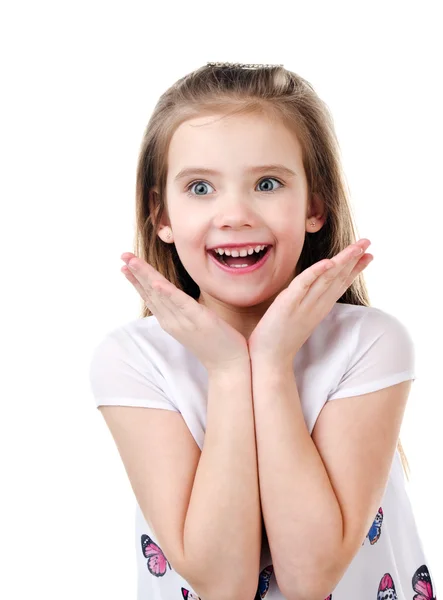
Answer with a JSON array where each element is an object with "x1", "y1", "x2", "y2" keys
[{"x1": 207, "y1": 246, "x2": 272, "y2": 275}]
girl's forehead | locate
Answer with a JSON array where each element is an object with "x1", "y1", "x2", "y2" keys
[
  {"x1": 167, "y1": 113, "x2": 303, "y2": 168},
  {"x1": 174, "y1": 111, "x2": 288, "y2": 134}
]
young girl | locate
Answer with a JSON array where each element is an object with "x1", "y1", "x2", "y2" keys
[{"x1": 89, "y1": 63, "x2": 437, "y2": 600}]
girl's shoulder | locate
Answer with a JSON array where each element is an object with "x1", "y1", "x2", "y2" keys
[
  {"x1": 323, "y1": 302, "x2": 415, "y2": 367},
  {"x1": 89, "y1": 314, "x2": 184, "y2": 384},
  {"x1": 325, "y1": 303, "x2": 416, "y2": 402},
  {"x1": 330, "y1": 302, "x2": 412, "y2": 334}
]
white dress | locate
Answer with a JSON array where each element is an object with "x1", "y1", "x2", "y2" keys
[{"x1": 89, "y1": 302, "x2": 438, "y2": 600}]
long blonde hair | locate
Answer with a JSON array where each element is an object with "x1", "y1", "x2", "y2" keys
[{"x1": 132, "y1": 63, "x2": 411, "y2": 480}]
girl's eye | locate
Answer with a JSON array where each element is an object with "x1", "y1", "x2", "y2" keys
[
  {"x1": 186, "y1": 181, "x2": 215, "y2": 197},
  {"x1": 185, "y1": 177, "x2": 284, "y2": 198},
  {"x1": 256, "y1": 177, "x2": 283, "y2": 193}
]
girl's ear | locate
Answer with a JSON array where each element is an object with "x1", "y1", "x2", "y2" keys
[
  {"x1": 307, "y1": 192, "x2": 327, "y2": 232},
  {"x1": 158, "y1": 225, "x2": 173, "y2": 244}
]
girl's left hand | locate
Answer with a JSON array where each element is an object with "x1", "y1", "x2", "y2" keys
[{"x1": 247, "y1": 239, "x2": 373, "y2": 368}]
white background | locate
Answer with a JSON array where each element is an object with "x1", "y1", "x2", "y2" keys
[{"x1": 1, "y1": 1, "x2": 441, "y2": 598}]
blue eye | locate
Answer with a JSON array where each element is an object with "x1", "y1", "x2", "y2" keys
[
  {"x1": 185, "y1": 177, "x2": 284, "y2": 198},
  {"x1": 186, "y1": 181, "x2": 215, "y2": 197},
  {"x1": 257, "y1": 177, "x2": 283, "y2": 193}
]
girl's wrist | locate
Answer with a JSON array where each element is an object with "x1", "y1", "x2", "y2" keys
[
  {"x1": 206, "y1": 356, "x2": 252, "y2": 381},
  {"x1": 249, "y1": 354, "x2": 294, "y2": 379}
]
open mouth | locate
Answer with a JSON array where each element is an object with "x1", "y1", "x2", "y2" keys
[{"x1": 209, "y1": 246, "x2": 269, "y2": 267}]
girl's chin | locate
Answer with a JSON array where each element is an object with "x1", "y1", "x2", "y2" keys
[{"x1": 199, "y1": 286, "x2": 278, "y2": 309}]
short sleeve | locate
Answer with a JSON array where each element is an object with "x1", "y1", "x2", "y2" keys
[
  {"x1": 88, "y1": 331, "x2": 180, "y2": 412},
  {"x1": 327, "y1": 308, "x2": 416, "y2": 401}
]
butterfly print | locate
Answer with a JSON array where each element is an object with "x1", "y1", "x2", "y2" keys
[
  {"x1": 181, "y1": 588, "x2": 201, "y2": 599},
  {"x1": 362, "y1": 507, "x2": 384, "y2": 546},
  {"x1": 377, "y1": 573, "x2": 398, "y2": 600},
  {"x1": 412, "y1": 564, "x2": 436, "y2": 600},
  {"x1": 254, "y1": 565, "x2": 274, "y2": 599},
  {"x1": 140, "y1": 534, "x2": 172, "y2": 577}
]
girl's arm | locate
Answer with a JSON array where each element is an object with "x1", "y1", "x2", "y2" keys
[
  {"x1": 183, "y1": 360, "x2": 262, "y2": 600},
  {"x1": 250, "y1": 362, "x2": 343, "y2": 600},
  {"x1": 100, "y1": 359, "x2": 261, "y2": 600},
  {"x1": 119, "y1": 255, "x2": 262, "y2": 599},
  {"x1": 250, "y1": 360, "x2": 410, "y2": 600}
]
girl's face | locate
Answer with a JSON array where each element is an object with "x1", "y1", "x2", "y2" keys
[{"x1": 163, "y1": 111, "x2": 324, "y2": 337}]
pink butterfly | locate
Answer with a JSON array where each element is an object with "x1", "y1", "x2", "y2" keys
[
  {"x1": 140, "y1": 534, "x2": 172, "y2": 577},
  {"x1": 377, "y1": 573, "x2": 398, "y2": 600},
  {"x1": 412, "y1": 564, "x2": 436, "y2": 600},
  {"x1": 181, "y1": 588, "x2": 201, "y2": 599}
]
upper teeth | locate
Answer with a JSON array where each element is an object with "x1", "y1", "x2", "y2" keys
[{"x1": 214, "y1": 244, "x2": 268, "y2": 257}]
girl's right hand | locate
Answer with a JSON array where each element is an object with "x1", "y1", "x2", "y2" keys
[{"x1": 121, "y1": 253, "x2": 251, "y2": 375}]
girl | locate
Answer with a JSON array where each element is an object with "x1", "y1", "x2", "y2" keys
[{"x1": 89, "y1": 63, "x2": 437, "y2": 600}]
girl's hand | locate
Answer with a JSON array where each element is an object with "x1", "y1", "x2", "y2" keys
[
  {"x1": 247, "y1": 239, "x2": 373, "y2": 368},
  {"x1": 120, "y1": 253, "x2": 251, "y2": 375}
]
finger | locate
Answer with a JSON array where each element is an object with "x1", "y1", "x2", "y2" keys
[
  {"x1": 121, "y1": 265, "x2": 137, "y2": 284},
  {"x1": 124, "y1": 262, "x2": 202, "y2": 330},
  {"x1": 146, "y1": 281, "x2": 187, "y2": 331},
  {"x1": 325, "y1": 244, "x2": 366, "y2": 283},
  {"x1": 326, "y1": 242, "x2": 367, "y2": 273},
  {"x1": 319, "y1": 241, "x2": 369, "y2": 283},
  {"x1": 328, "y1": 241, "x2": 372, "y2": 281},
  {"x1": 122, "y1": 264, "x2": 165, "y2": 316},
  {"x1": 127, "y1": 258, "x2": 171, "y2": 287},
  {"x1": 127, "y1": 259, "x2": 184, "y2": 319},
  {"x1": 314, "y1": 246, "x2": 372, "y2": 304},
  {"x1": 330, "y1": 251, "x2": 373, "y2": 301},
  {"x1": 151, "y1": 280, "x2": 209, "y2": 332},
  {"x1": 287, "y1": 259, "x2": 335, "y2": 301},
  {"x1": 348, "y1": 252, "x2": 374, "y2": 278},
  {"x1": 121, "y1": 252, "x2": 136, "y2": 263},
  {"x1": 292, "y1": 242, "x2": 367, "y2": 309}
]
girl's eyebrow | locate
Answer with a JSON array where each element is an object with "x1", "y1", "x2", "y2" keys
[{"x1": 173, "y1": 164, "x2": 297, "y2": 182}]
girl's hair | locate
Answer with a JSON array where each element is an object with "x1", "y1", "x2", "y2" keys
[{"x1": 132, "y1": 63, "x2": 411, "y2": 480}]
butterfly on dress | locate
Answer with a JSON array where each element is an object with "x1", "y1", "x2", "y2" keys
[
  {"x1": 181, "y1": 588, "x2": 200, "y2": 599},
  {"x1": 362, "y1": 507, "x2": 384, "y2": 546},
  {"x1": 412, "y1": 564, "x2": 436, "y2": 600},
  {"x1": 254, "y1": 565, "x2": 273, "y2": 599},
  {"x1": 140, "y1": 534, "x2": 172, "y2": 577},
  {"x1": 253, "y1": 565, "x2": 332, "y2": 600},
  {"x1": 377, "y1": 573, "x2": 398, "y2": 600}
]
